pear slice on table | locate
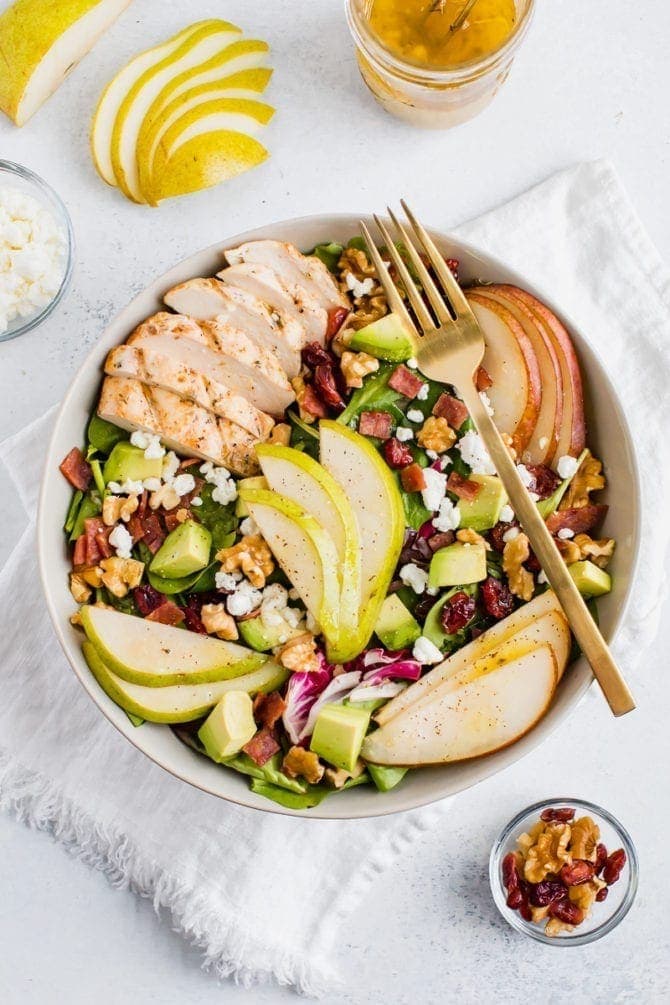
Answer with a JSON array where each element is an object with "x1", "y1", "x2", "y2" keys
[
  {"x1": 375, "y1": 589, "x2": 566, "y2": 727},
  {"x1": 0, "y1": 0, "x2": 131, "y2": 126},
  {"x1": 80, "y1": 605, "x2": 265, "y2": 686},
  {"x1": 361, "y1": 645, "x2": 557, "y2": 766},
  {"x1": 91, "y1": 19, "x2": 221, "y2": 186},
  {"x1": 255, "y1": 444, "x2": 362, "y2": 662},
  {"x1": 147, "y1": 98, "x2": 274, "y2": 204},
  {"x1": 110, "y1": 20, "x2": 243, "y2": 202},
  {"x1": 239, "y1": 487, "x2": 342, "y2": 659},
  {"x1": 319, "y1": 420, "x2": 405, "y2": 654},
  {"x1": 83, "y1": 642, "x2": 288, "y2": 724}
]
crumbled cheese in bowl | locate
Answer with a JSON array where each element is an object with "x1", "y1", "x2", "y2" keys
[{"x1": 0, "y1": 185, "x2": 67, "y2": 336}]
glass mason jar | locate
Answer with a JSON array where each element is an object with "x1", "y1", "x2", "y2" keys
[{"x1": 344, "y1": 0, "x2": 535, "y2": 129}]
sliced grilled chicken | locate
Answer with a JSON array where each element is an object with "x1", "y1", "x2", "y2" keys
[
  {"x1": 225, "y1": 239, "x2": 347, "y2": 311},
  {"x1": 218, "y1": 261, "x2": 327, "y2": 345},
  {"x1": 130, "y1": 313, "x2": 295, "y2": 416},
  {"x1": 163, "y1": 277, "x2": 302, "y2": 376},
  {"x1": 98, "y1": 376, "x2": 263, "y2": 475},
  {"x1": 105, "y1": 343, "x2": 275, "y2": 439}
]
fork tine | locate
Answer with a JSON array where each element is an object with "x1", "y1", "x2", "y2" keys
[
  {"x1": 386, "y1": 207, "x2": 453, "y2": 326},
  {"x1": 373, "y1": 214, "x2": 435, "y2": 334},
  {"x1": 400, "y1": 199, "x2": 471, "y2": 316},
  {"x1": 358, "y1": 220, "x2": 415, "y2": 333}
]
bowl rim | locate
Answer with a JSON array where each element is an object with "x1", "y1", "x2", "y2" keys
[
  {"x1": 0, "y1": 159, "x2": 75, "y2": 344},
  {"x1": 36, "y1": 211, "x2": 643, "y2": 819},
  {"x1": 488, "y1": 796, "x2": 639, "y2": 945}
]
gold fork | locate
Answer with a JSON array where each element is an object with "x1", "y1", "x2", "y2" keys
[{"x1": 360, "y1": 203, "x2": 635, "y2": 716}]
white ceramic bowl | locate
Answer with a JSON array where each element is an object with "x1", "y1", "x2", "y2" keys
[{"x1": 38, "y1": 214, "x2": 641, "y2": 819}]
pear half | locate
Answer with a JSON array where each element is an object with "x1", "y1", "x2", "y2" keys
[
  {"x1": 80, "y1": 604, "x2": 265, "y2": 686},
  {"x1": 319, "y1": 420, "x2": 405, "y2": 653},
  {"x1": 83, "y1": 642, "x2": 288, "y2": 724},
  {"x1": 91, "y1": 19, "x2": 216, "y2": 186},
  {"x1": 148, "y1": 98, "x2": 274, "y2": 205},
  {"x1": 0, "y1": 0, "x2": 132, "y2": 126},
  {"x1": 110, "y1": 20, "x2": 242, "y2": 202},
  {"x1": 255, "y1": 444, "x2": 362, "y2": 662},
  {"x1": 240, "y1": 487, "x2": 341, "y2": 659}
]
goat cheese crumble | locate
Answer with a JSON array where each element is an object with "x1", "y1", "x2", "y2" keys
[
  {"x1": 413, "y1": 635, "x2": 443, "y2": 665},
  {"x1": 406, "y1": 408, "x2": 424, "y2": 424},
  {"x1": 395, "y1": 426, "x2": 414, "y2": 442},
  {"x1": 226, "y1": 579, "x2": 262, "y2": 617},
  {"x1": 421, "y1": 466, "x2": 447, "y2": 512},
  {"x1": 557, "y1": 527, "x2": 575, "y2": 540},
  {"x1": 345, "y1": 271, "x2": 374, "y2": 299},
  {"x1": 557, "y1": 454, "x2": 580, "y2": 480},
  {"x1": 399, "y1": 563, "x2": 429, "y2": 595},
  {"x1": 499, "y1": 504, "x2": 515, "y2": 523},
  {"x1": 457, "y1": 430, "x2": 496, "y2": 476},
  {"x1": 415, "y1": 382, "x2": 429, "y2": 401},
  {"x1": 109, "y1": 524, "x2": 133, "y2": 559},
  {"x1": 200, "y1": 461, "x2": 237, "y2": 505},
  {"x1": 130, "y1": 430, "x2": 165, "y2": 460},
  {"x1": 433, "y1": 496, "x2": 461, "y2": 532},
  {"x1": 502, "y1": 526, "x2": 520, "y2": 543}
]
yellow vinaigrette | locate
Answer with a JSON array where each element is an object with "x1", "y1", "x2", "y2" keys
[{"x1": 367, "y1": 0, "x2": 517, "y2": 69}]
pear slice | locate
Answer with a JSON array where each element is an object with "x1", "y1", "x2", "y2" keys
[
  {"x1": 91, "y1": 19, "x2": 217, "y2": 186},
  {"x1": 375, "y1": 589, "x2": 565, "y2": 726},
  {"x1": 83, "y1": 642, "x2": 288, "y2": 724},
  {"x1": 319, "y1": 420, "x2": 405, "y2": 653},
  {"x1": 80, "y1": 605, "x2": 265, "y2": 686},
  {"x1": 239, "y1": 487, "x2": 341, "y2": 658},
  {"x1": 0, "y1": 0, "x2": 132, "y2": 127},
  {"x1": 147, "y1": 98, "x2": 274, "y2": 204},
  {"x1": 110, "y1": 20, "x2": 243, "y2": 202},
  {"x1": 255, "y1": 444, "x2": 362, "y2": 662},
  {"x1": 361, "y1": 645, "x2": 557, "y2": 766}
]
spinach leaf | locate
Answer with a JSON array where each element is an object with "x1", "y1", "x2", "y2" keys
[
  {"x1": 99, "y1": 586, "x2": 138, "y2": 616},
  {"x1": 69, "y1": 493, "x2": 101, "y2": 540},
  {"x1": 90, "y1": 459, "x2": 106, "y2": 496},
  {"x1": 148, "y1": 562, "x2": 217, "y2": 596},
  {"x1": 338, "y1": 364, "x2": 403, "y2": 427},
  {"x1": 196, "y1": 483, "x2": 238, "y2": 552},
  {"x1": 309, "y1": 241, "x2": 343, "y2": 273},
  {"x1": 223, "y1": 753, "x2": 307, "y2": 794},
  {"x1": 64, "y1": 490, "x2": 83, "y2": 534},
  {"x1": 288, "y1": 410, "x2": 320, "y2": 460},
  {"x1": 87, "y1": 415, "x2": 127, "y2": 455},
  {"x1": 393, "y1": 470, "x2": 431, "y2": 530},
  {"x1": 125, "y1": 711, "x2": 145, "y2": 727}
]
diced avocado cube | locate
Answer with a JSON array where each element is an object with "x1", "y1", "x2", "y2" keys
[
  {"x1": 568, "y1": 560, "x2": 612, "y2": 598},
  {"x1": 235, "y1": 475, "x2": 268, "y2": 517},
  {"x1": 428, "y1": 542, "x2": 487, "y2": 590},
  {"x1": 310, "y1": 703, "x2": 371, "y2": 773},
  {"x1": 198, "y1": 691, "x2": 257, "y2": 761},
  {"x1": 374, "y1": 594, "x2": 421, "y2": 650},
  {"x1": 150, "y1": 520, "x2": 211, "y2": 579},
  {"x1": 458, "y1": 475, "x2": 508, "y2": 532},
  {"x1": 368, "y1": 763, "x2": 408, "y2": 792},
  {"x1": 102, "y1": 441, "x2": 163, "y2": 484},
  {"x1": 239, "y1": 613, "x2": 300, "y2": 652},
  {"x1": 348, "y1": 312, "x2": 416, "y2": 362}
]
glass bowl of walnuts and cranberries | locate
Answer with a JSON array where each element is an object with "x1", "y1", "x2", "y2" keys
[{"x1": 489, "y1": 798, "x2": 638, "y2": 945}]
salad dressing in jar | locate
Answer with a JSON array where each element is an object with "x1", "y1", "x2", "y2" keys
[{"x1": 345, "y1": 0, "x2": 534, "y2": 128}]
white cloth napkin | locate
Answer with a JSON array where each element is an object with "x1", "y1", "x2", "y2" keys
[{"x1": 1, "y1": 160, "x2": 669, "y2": 996}]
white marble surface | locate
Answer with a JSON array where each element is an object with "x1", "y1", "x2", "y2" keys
[{"x1": 1, "y1": 1, "x2": 669, "y2": 1001}]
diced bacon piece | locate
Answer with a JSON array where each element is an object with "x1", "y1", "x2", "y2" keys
[
  {"x1": 475, "y1": 366, "x2": 493, "y2": 391},
  {"x1": 127, "y1": 513, "x2": 145, "y2": 544},
  {"x1": 326, "y1": 306, "x2": 350, "y2": 339},
  {"x1": 141, "y1": 513, "x2": 166, "y2": 554},
  {"x1": 301, "y1": 382, "x2": 328, "y2": 418},
  {"x1": 164, "y1": 508, "x2": 191, "y2": 533},
  {"x1": 59, "y1": 448, "x2": 92, "y2": 491},
  {"x1": 178, "y1": 457, "x2": 200, "y2": 470},
  {"x1": 136, "y1": 490, "x2": 149, "y2": 519},
  {"x1": 84, "y1": 517, "x2": 106, "y2": 566},
  {"x1": 433, "y1": 392, "x2": 468, "y2": 429},
  {"x1": 400, "y1": 463, "x2": 427, "y2": 493},
  {"x1": 253, "y1": 691, "x2": 287, "y2": 730},
  {"x1": 388, "y1": 365, "x2": 426, "y2": 399},
  {"x1": 447, "y1": 471, "x2": 482, "y2": 501},
  {"x1": 546, "y1": 504, "x2": 608, "y2": 536},
  {"x1": 242, "y1": 727, "x2": 280, "y2": 766},
  {"x1": 146, "y1": 600, "x2": 185, "y2": 626},
  {"x1": 383, "y1": 437, "x2": 414, "y2": 469},
  {"x1": 359, "y1": 410, "x2": 392, "y2": 440},
  {"x1": 95, "y1": 528, "x2": 114, "y2": 559},
  {"x1": 72, "y1": 534, "x2": 87, "y2": 568}
]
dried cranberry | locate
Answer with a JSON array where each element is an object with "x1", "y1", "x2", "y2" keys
[
  {"x1": 560, "y1": 860, "x2": 595, "y2": 887},
  {"x1": 301, "y1": 341, "x2": 334, "y2": 368},
  {"x1": 525, "y1": 548, "x2": 541, "y2": 573},
  {"x1": 595, "y1": 887, "x2": 609, "y2": 903},
  {"x1": 427, "y1": 531, "x2": 455, "y2": 552},
  {"x1": 506, "y1": 888, "x2": 523, "y2": 910},
  {"x1": 446, "y1": 257, "x2": 459, "y2": 280},
  {"x1": 481, "y1": 576, "x2": 515, "y2": 620},
  {"x1": 525, "y1": 464, "x2": 561, "y2": 500},
  {"x1": 383, "y1": 437, "x2": 414, "y2": 469},
  {"x1": 181, "y1": 596, "x2": 209, "y2": 634},
  {"x1": 488, "y1": 521, "x2": 516, "y2": 554},
  {"x1": 548, "y1": 898, "x2": 584, "y2": 926},
  {"x1": 518, "y1": 896, "x2": 533, "y2": 922},
  {"x1": 595, "y1": 843, "x2": 609, "y2": 875},
  {"x1": 440, "y1": 591, "x2": 476, "y2": 634},
  {"x1": 133, "y1": 583, "x2": 165, "y2": 616},
  {"x1": 541, "y1": 807, "x2": 576, "y2": 823},
  {"x1": 326, "y1": 306, "x2": 349, "y2": 339},
  {"x1": 314, "y1": 365, "x2": 345, "y2": 412},
  {"x1": 502, "y1": 852, "x2": 520, "y2": 891},
  {"x1": 603, "y1": 848, "x2": 626, "y2": 885},
  {"x1": 528, "y1": 880, "x2": 566, "y2": 907}
]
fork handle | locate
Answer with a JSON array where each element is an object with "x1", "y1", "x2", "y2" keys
[{"x1": 460, "y1": 383, "x2": 636, "y2": 716}]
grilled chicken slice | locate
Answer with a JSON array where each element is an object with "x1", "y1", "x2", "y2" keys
[
  {"x1": 130, "y1": 312, "x2": 295, "y2": 415},
  {"x1": 225, "y1": 239, "x2": 347, "y2": 311},
  {"x1": 218, "y1": 261, "x2": 326, "y2": 345},
  {"x1": 163, "y1": 277, "x2": 302, "y2": 376},
  {"x1": 105, "y1": 343, "x2": 275, "y2": 440},
  {"x1": 98, "y1": 376, "x2": 264, "y2": 475}
]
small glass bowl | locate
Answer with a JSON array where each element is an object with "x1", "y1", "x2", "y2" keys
[
  {"x1": 490, "y1": 798, "x2": 638, "y2": 946},
  {"x1": 0, "y1": 160, "x2": 75, "y2": 344}
]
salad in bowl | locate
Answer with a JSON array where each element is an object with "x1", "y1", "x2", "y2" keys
[{"x1": 56, "y1": 230, "x2": 619, "y2": 811}]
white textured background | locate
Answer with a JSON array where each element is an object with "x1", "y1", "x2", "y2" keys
[{"x1": 1, "y1": 1, "x2": 669, "y2": 1002}]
